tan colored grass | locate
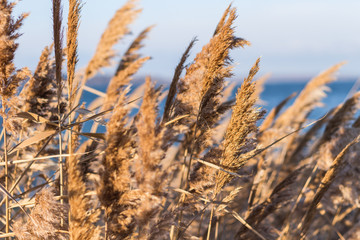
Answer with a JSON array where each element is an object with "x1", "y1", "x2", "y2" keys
[
  {"x1": 84, "y1": 0, "x2": 141, "y2": 80},
  {"x1": 66, "y1": 3, "x2": 88, "y2": 238},
  {"x1": 162, "y1": 38, "x2": 197, "y2": 123},
  {"x1": 2, "y1": 2, "x2": 360, "y2": 240},
  {"x1": 104, "y1": 56, "x2": 150, "y2": 110},
  {"x1": 237, "y1": 166, "x2": 306, "y2": 239},
  {"x1": 0, "y1": 1, "x2": 30, "y2": 100},
  {"x1": 21, "y1": 45, "x2": 56, "y2": 119},
  {"x1": 259, "y1": 92, "x2": 296, "y2": 132},
  {"x1": 66, "y1": 0, "x2": 81, "y2": 108},
  {"x1": 173, "y1": 6, "x2": 250, "y2": 137},
  {"x1": 298, "y1": 134, "x2": 360, "y2": 238},
  {"x1": 133, "y1": 77, "x2": 170, "y2": 238},
  {"x1": 52, "y1": 0, "x2": 63, "y2": 98},
  {"x1": 0, "y1": 1, "x2": 30, "y2": 235},
  {"x1": 67, "y1": 118, "x2": 100, "y2": 239},
  {"x1": 135, "y1": 77, "x2": 163, "y2": 191},
  {"x1": 215, "y1": 58, "x2": 263, "y2": 194},
  {"x1": 316, "y1": 92, "x2": 360, "y2": 148},
  {"x1": 171, "y1": 7, "x2": 251, "y2": 200},
  {"x1": 103, "y1": 26, "x2": 152, "y2": 111},
  {"x1": 250, "y1": 63, "x2": 346, "y2": 208},
  {"x1": 98, "y1": 81, "x2": 135, "y2": 238},
  {"x1": 276, "y1": 62, "x2": 346, "y2": 130},
  {"x1": 13, "y1": 188, "x2": 68, "y2": 239}
]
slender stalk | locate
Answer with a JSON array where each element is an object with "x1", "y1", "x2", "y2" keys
[
  {"x1": 2, "y1": 96, "x2": 10, "y2": 238},
  {"x1": 52, "y1": 0, "x2": 64, "y2": 228},
  {"x1": 58, "y1": 117, "x2": 64, "y2": 204},
  {"x1": 0, "y1": 135, "x2": 55, "y2": 209},
  {"x1": 215, "y1": 216, "x2": 219, "y2": 240},
  {"x1": 67, "y1": 100, "x2": 73, "y2": 234},
  {"x1": 279, "y1": 162, "x2": 319, "y2": 239},
  {"x1": 175, "y1": 101, "x2": 208, "y2": 238},
  {"x1": 104, "y1": 221, "x2": 108, "y2": 240},
  {"x1": 183, "y1": 100, "x2": 204, "y2": 189},
  {"x1": 206, "y1": 206, "x2": 215, "y2": 240},
  {"x1": 198, "y1": 211, "x2": 205, "y2": 236},
  {"x1": 66, "y1": 1, "x2": 80, "y2": 231},
  {"x1": 57, "y1": 99, "x2": 64, "y2": 227}
]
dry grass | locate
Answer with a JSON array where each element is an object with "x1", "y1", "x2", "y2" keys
[{"x1": 1, "y1": 1, "x2": 360, "y2": 240}]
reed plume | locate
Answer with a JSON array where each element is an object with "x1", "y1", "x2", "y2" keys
[
  {"x1": 104, "y1": 56, "x2": 150, "y2": 111},
  {"x1": 317, "y1": 92, "x2": 360, "y2": 148},
  {"x1": 250, "y1": 63, "x2": 345, "y2": 207},
  {"x1": 0, "y1": 0, "x2": 29, "y2": 235},
  {"x1": 133, "y1": 77, "x2": 170, "y2": 238},
  {"x1": 135, "y1": 77, "x2": 164, "y2": 193},
  {"x1": 162, "y1": 38, "x2": 196, "y2": 123},
  {"x1": 65, "y1": 2, "x2": 97, "y2": 238},
  {"x1": 66, "y1": 0, "x2": 81, "y2": 107},
  {"x1": 67, "y1": 151, "x2": 100, "y2": 239},
  {"x1": 237, "y1": 166, "x2": 306, "y2": 239},
  {"x1": 52, "y1": 0, "x2": 63, "y2": 98},
  {"x1": 98, "y1": 81, "x2": 135, "y2": 238},
  {"x1": 215, "y1": 58, "x2": 263, "y2": 194},
  {"x1": 171, "y1": 7, "x2": 251, "y2": 200},
  {"x1": 2, "y1": 1, "x2": 360, "y2": 239},
  {"x1": 299, "y1": 134, "x2": 360, "y2": 238},
  {"x1": 276, "y1": 62, "x2": 345, "y2": 130},
  {"x1": 84, "y1": 0, "x2": 141, "y2": 80},
  {"x1": 20, "y1": 45, "x2": 56, "y2": 119},
  {"x1": 116, "y1": 26, "x2": 152, "y2": 75},
  {"x1": 13, "y1": 188, "x2": 68, "y2": 240},
  {"x1": 173, "y1": 5, "x2": 250, "y2": 147},
  {"x1": 0, "y1": 0, "x2": 30, "y2": 101}
]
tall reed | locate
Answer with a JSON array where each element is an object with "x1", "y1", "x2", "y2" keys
[{"x1": 0, "y1": 1, "x2": 359, "y2": 240}]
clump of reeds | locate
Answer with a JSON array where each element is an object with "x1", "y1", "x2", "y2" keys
[
  {"x1": 13, "y1": 188, "x2": 68, "y2": 240},
  {"x1": 1, "y1": 0, "x2": 360, "y2": 240}
]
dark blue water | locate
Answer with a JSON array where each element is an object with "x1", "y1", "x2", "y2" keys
[
  {"x1": 260, "y1": 81, "x2": 355, "y2": 120},
  {"x1": 83, "y1": 79, "x2": 357, "y2": 130},
  {"x1": 0, "y1": 80, "x2": 356, "y2": 146}
]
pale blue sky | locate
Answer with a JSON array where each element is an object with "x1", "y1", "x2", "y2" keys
[{"x1": 13, "y1": 0, "x2": 360, "y2": 81}]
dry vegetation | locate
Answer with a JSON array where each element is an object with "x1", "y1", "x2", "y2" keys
[{"x1": 1, "y1": 0, "x2": 360, "y2": 239}]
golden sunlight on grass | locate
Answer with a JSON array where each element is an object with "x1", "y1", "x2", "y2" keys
[{"x1": 0, "y1": 0, "x2": 359, "y2": 239}]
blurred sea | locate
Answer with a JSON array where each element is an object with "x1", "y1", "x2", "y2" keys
[
  {"x1": 85, "y1": 77, "x2": 358, "y2": 123},
  {"x1": 0, "y1": 78, "x2": 357, "y2": 142},
  {"x1": 260, "y1": 81, "x2": 357, "y2": 120}
]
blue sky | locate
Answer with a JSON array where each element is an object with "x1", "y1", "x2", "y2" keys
[{"x1": 13, "y1": 0, "x2": 360, "y2": 81}]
